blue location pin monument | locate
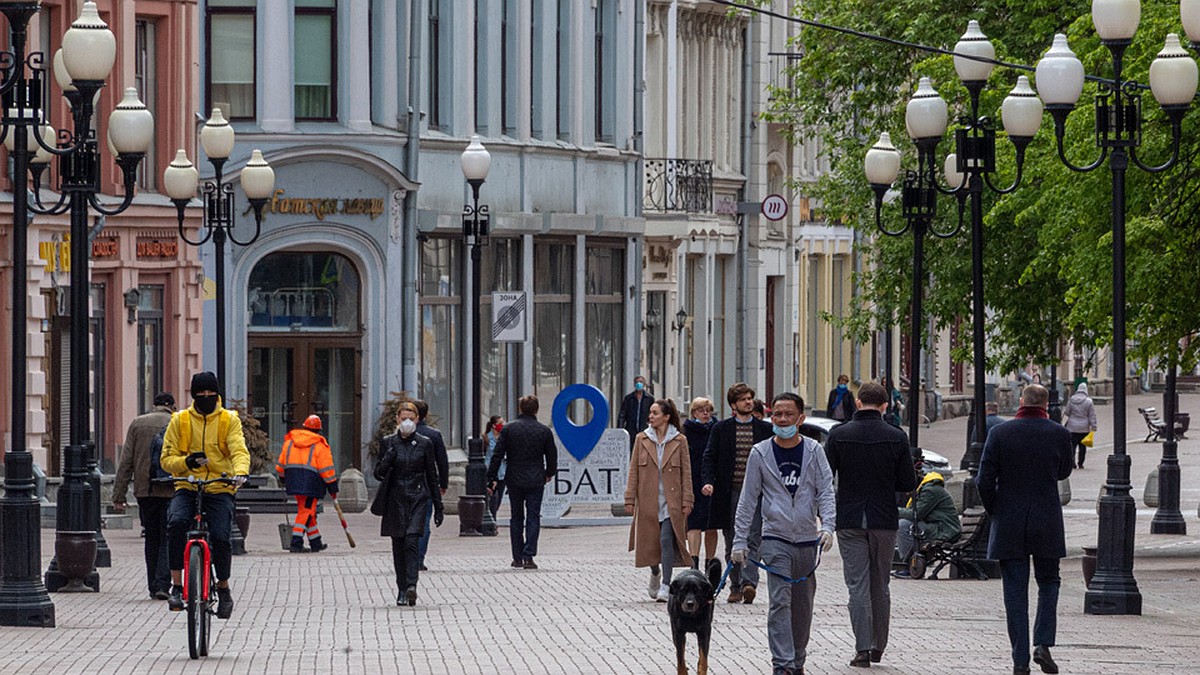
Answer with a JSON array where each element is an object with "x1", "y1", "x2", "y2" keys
[{"x1": 551, "y1": 384, "x2": 610, "y2": 461}]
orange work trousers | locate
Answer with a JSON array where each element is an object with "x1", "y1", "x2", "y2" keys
[{"x1": 292, "y1": 495, "x2": 320, "y2": 540}]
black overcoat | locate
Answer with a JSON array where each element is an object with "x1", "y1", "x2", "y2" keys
[
  {"x1": 487, "y1": 413, "x2": 557, "y2": 490},
  {"x1": 374, "y1": 432, "x2": 442, "y2": 538},
  {"x1": 975, "y1": 413, "x2": 1073, "y2": 560},
  {"x1": 700, "y1": 416, "x2": 773, "y2": 529}
]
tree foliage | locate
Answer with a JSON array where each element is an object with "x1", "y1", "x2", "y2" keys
[{"x1": 756, "y1": 0, "x2": 1200, "y2": 375}]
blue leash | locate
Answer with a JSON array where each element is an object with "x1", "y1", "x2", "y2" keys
[
  {"x1": 748, "y1": 538, "x2": 824, "y2": 584},
  {"x1": 712, "y1": 561, "x2": 735, "y2": 598}
]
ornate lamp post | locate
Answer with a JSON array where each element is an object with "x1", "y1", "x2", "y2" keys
[
  {"x1": 458, "y1": 135, "x2": 497, "y2": 537},
  {"x1": 1034, "y1": 0, "x2": 1197, "y2": 615}
]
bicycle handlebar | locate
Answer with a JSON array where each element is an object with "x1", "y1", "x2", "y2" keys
[{"x1": 151, "y1": 474, "x2": 239, "y2": 487}]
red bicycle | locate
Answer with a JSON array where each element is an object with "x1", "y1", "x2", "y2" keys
[{"x1": 155, "y1": 474, "x2": 235, "y2": 659}]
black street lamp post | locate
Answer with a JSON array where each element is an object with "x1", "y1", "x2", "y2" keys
[
  {"x1": 458, "y1": 135, "x2": 497, "y2": 537},
  {"x1": 1035, "y1": 1, "x2": 1197, "y2": 614},
  {"x1": 1150, "y1": 354, "x2": 1186, "y2": 534}
]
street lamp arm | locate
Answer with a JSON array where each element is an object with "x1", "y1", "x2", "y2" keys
[
  {"x1": 225, "y1": 216, "x2": 262, "y2": 247},
  {"x1": 28, "y1": 124, "x2": 87, "y2": 159},
  {"x1": 177, "y1": 216, "x2": 214, "y2": 247},
  {"x1": 86, "y1": 189, "x2": 134, "y2": 217},
  {"x1": 982, "y1": 147, "x2": 1027, "y2": 194},
  {"x1": 26, "y1": 188, "x2": 69, "y2": 215},
  {"x1": 1128, "y1": 123, "x2": 1183, "y2": 173},
  {"x1": 928, "y1": 212, "x2": 964, "y2": 239},
  {"x1": 1054, "y1": 125, "x2": 1107, "y2": 173}
]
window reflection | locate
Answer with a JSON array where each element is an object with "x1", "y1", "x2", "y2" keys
[{"x1": 248, "y1": 252, "x2": 360, "y2": 330}]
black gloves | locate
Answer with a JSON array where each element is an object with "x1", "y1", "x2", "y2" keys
[
  {"x1": 185, "y1": 452, "x2": 207, "y2": 470},
  {"x1": 434, "y1": 504, "x2": 445, "y2": 527}
]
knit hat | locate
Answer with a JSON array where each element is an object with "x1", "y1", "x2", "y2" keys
[{"x1": 191, "y1": 371, "x2": 220, "y2": 397}]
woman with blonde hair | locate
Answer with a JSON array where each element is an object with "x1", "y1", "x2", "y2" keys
[
  {"x1": 625, "y1": 398, "x2": 693, "y2": 602},
  {"x1": 683, "y1": 397, "x2": 719, "y2": 570}
]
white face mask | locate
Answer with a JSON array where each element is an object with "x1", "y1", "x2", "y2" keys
[{"x1": 398, "y1": 419, "x2": 417, "y2": 436}]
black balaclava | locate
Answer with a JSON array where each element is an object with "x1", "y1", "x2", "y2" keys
[{"x1": 191, "y1": 371, "x2": 220, "y2": 416}]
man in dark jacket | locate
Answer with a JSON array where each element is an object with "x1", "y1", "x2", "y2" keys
[
  {"x1": 113, "y1": 392, "x2": 177, "y2": 600},
  {"x1": 617, "y1": 375, "x2": 653, "y2": 450},
  {"x1": 413, "y1": 400, "x2": 449, "y2": 571},
  {"x1": 701, "y1": 382, "x2": 773, "y2": 603},
  {"x1": 824, "y1": 381, "x2": 917, "y2": 668},
  {"x1": 894, "y1": 471, "x2": 960, "y2": 574},
  {"x1": 976, "y1": 384, "x2": 1072, "y2": 675},
  {"x1": 488, "y1": 394, "x2": 557, "y2": 569}
]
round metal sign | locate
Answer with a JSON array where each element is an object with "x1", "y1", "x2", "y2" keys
[{"x1": 761, "y1": 194, "x2": 789, "y2": 222}]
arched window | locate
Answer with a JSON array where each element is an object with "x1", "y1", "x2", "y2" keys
[{"x1": 248, "y1": 252, "x2": 360, "y2": 331}]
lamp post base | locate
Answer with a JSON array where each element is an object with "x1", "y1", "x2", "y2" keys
[
  {"x1": 0, "y1": 581, "x2": 56, "y2": 627},
  {"x1": 457, "y1": 495, "x2": 487, "y2": 536},
  {"x1": 1085, "y1": 475, "x2": 1142, "y2": 615}
]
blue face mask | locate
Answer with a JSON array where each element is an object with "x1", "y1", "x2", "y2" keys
[
  {"x1": 773, "y1": 424, "x2": 798, "y2": 439},
  {"x1": 837, "y1": 383, "x2": 848, "y2": 391},
  {"x1": 635, "y1": 382, "x2": 644, "y2": 391}
]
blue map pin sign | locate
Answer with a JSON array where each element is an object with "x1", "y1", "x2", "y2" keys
[{"x1": 551, "y1": 383, "x2": 610, "y2": 462}]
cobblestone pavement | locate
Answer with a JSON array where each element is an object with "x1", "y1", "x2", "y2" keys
[{"x1": 2, "y1": 390, "x2": 1198, "y2": 674}]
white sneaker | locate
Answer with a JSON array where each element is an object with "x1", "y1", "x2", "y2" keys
[
  {"x1": 648, "y1": 569, "x2": 661, "y2": 599},
  {"x1": 655, "y1": 583, "x2": 670, "y2": 603}
]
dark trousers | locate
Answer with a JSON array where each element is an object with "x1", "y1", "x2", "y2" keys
[
  {"x1": 722, "y1": 494, "x2": 761, "y2": 589},
  {"x1": 1000, "y1": 556, "x2": 1060, "y2": 667},
  {"x1": 391, "y1": 535, "x2": 421, "y2": 591},
  {"x1": 507, "y1": 485, "x2": 544, "y2": 561},
  {"x1": 1069, "y1": 432, "x2": 1088, "y2": 467},
  {"x1": 488, "y1": 479, "x2": 506, "y2": 519},
  {"x1": 166, "y1": 490, "x2": 234, "y2": 582},
  {"x1": 137, "y1": 496, "x2": 171, "y2": 594},
  {"x1": 417, "y1": 501, "x2": 432, "y2": 565}
]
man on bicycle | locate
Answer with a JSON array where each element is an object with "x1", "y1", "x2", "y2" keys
[{"x1": 160, "y1": 371, "x2": 250, "y2": 619}]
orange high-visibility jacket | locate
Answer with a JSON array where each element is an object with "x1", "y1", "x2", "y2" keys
[{"x1": 275, "y1": 429, "x2": 338, "y2": 498}]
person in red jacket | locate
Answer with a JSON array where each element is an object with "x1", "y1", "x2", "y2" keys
[{"x1": 276, "y1": 415, "x2": 339, "y2": 553}]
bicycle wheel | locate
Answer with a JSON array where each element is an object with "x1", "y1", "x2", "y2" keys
[
  {"x1": 186, "y1": 546, "x2": 205, "y2": 659},
  {"x1": 199, "y1": 563, "x2": 212, "y2": 657}
]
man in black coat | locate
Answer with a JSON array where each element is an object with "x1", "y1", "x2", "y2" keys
[
  {"x1": 976, "y1": 384, "x2": 1072, "y2": 675},
  {"x1": 488, "y1": 394, "x2": 558, "y2": 569},
  {"x1": 824, "y1": 382, "x2": 916, "y2": 667},
  {"x1": 617, "y1": 375, "x2": 653, "y2": 450},
  {"x1": 414, "y1": 400, "x2": 449, "y2": 571},
  {"x1": 701, "y1": 382, "x2": 773, "y2": 603}
]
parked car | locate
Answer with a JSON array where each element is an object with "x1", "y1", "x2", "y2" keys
[{"x1": 799, "y1": 415, "x2": 954, "y2": 479}]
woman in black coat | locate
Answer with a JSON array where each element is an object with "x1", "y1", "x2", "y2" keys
[
  {"x1": 374, "y1": 402, "x2": 443, "y2": 606},
  {"x1": 682, "y1": 397, "x2": 719, "y2": 570}
]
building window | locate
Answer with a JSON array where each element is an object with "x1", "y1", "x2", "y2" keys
[
  {"x1": 89, "y1": 284, "x2": 109, "y2": 470},
  {"x1": 420, "y1": 239, "x2": 461, "y2": 442},
  {"x1": 136, "y1": 285, "x2": 164, "y2": 414},
  {"x1": 207, "y1": 0, "x2": 256, "y2": 120},
  {"x1": 480, "y1": 239, "x2": 521, "y2": 424},
  {"x1": 531, "y1": 0, "x2": 544, "y2": 138},
  {"x1": 534, "y1": 240, "x2": 574, "y2": 409},
  {"x1": 295, "y1": 0, "x2": 337, "y2": 121},
  {"x1": 501, "y1": 0, "x2": 517, "y2": 135},
  {"x1": 134, "y1": 19, "x2": 156, "y2": 191},
  {"x1": 585, "y1": 243, "x2": 624, "y2": 424},
  {"x1": 593, "y1": 0, "x2": 615, "y2": 143},
  {"x1": 556, "y1": 0, "x2": 569, "y2": 139},
  {"x1": 247, "y1": 252, "x2": 361, "y2": 331},
  {"x1": 474, "y1": 0, "x2": 483, "y2": 133},
  {"x1": 429, "y1": 0, "x2": 443, "y2": 129}
]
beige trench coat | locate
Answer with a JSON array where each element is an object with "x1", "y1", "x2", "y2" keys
[{"x1": 624, "y1": 428, "x2": 693, "y2": 568}]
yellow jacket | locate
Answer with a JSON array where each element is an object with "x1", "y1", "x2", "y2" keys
[{"x1": 160, "y1": 399, "x2": 250, "y2": 495}]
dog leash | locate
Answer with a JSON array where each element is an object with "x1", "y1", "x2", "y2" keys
[
  {"x1": 748, "y1": 538, "x2": 824, "y2": 584},
  {"x1": 712, "y1": 561, "x2": 735, "y2": 598}
]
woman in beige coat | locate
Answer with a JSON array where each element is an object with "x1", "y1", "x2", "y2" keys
[{"x1": 625, "y1": 399, "x2": 693, "y2": 602}]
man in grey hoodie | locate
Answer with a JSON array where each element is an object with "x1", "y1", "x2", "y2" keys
[{"x1": 732, "y1": 392, "x2": 836, "y2": 675}]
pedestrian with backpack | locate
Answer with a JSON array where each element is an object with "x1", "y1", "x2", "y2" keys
[
  {"x1": 113, "y1": 392, "x2": 177, "y2": 600},
  {"x1": 276, "y1": 415, "x2": 339, "y2": 553}
]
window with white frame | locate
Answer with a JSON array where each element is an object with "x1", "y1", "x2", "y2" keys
[
  {"x1": 207, "y1": 0, "x2": 256, "y2": 120},
  {"x1": 295, "y1": 0, "x2": 337, "y2": 121}
]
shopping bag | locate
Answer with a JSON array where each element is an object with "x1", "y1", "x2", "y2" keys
[{"x1": 1081, "y1": 431, "x2": 1094, "y2": 448}]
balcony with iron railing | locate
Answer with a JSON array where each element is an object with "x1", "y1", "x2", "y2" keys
[{"x1": 643, "y1": 158, "x2": 713, "y2": 214}]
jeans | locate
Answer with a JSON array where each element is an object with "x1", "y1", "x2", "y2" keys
[
  {"x1": 761, "y1": 538, "x2": 817, "y2": 671},
  {"x1": 137, "y1": 496, "x2": 171, "y2": 594},
  {"x1": 1000, "y1": 557, "x2": 1060, "y2": 667},
  {"x1": 417, "y1": 500, "x2": 432, "y2": 565},
  {"x1": 896, "y1": 519, "x2": 927, "y2": 562},
  {"x1": 507, "y1": 485, "x2": 544, "y2": 561},
  {"x1": 392, "y1": 535, "x2": 420, "y2": 591},
  {"x1": 838, "y1": 529, "x2": 897, "y2": 653},
  {"x1": 658, "y1": 517, "x2": 677, "y2": 586},
  {"x1": 488, "y1": 479, "x2": 506, "y2": 519},
  {"x1": 166, "y1": 490, "x2": 234, "y2": 581},
  {"x1": 723, "y1": 490, "x2": 761, "y2": 589}
]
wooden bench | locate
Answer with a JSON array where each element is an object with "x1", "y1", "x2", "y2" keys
[
  {"x1": 1137, "y1": 407, "x2": 1186, "y2": 443},
  {"x1": 910, "y1": 508, "x2": 990, "y2": 581}
]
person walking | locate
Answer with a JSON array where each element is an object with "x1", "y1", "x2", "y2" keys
[
  {"x1": 160, "y1": 372, "x2": 250, "y2": 619},
  {"x1": 731, "y1": 392, "x2": 836, "y2": 675},
  {"x1": 976, "y1": 384, "x2": 1073, "y2": 675},
  {"x1": 484, "y1": 415, "x2": 506, "y2": 519},
  {"x1": 275, "y1": 415, "x2": 339, "y2": 553},
  {"x1": 1062, "y1": 382, "x2": 1097, "y2": 469},
  {"x1": 413, "y1": 399, "x2": 448, "y2": 571},
  {"x1": 374, "y1": 402, "x2": 443, "y2": 606},
  {"x1": 826, "y1": 374, "x2": 857, "y2": 421},
  {"x1": 487, "y1": 395, "x2": 557, "y2": 569},
  {"x1": 824, "y1": 381, "x2": 917, "y2": 667},
  {"x1": 112, "y1": 392, "x2": 177, "y2": 600},
  {"x1": 683, "y1": 397, "x2": 719, "y2": 570},
  {"x1": 618, "y1": 375, "x2": 654, "y2": 451},
  {"x1": 893, "y1": 471, "x2": 960, "y2": 577},
  {"x1": 701, "y1": 382, "x2": 773, "y2": 603},
  {"x1": 624, "y1": 399, "x2": 692, "y2": 602}
]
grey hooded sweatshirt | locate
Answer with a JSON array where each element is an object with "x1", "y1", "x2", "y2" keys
[
  {"x1": 1063, "y1": 382, "x2": 1097, "y2": 434},
  {"x1": 733, "y1": 435, "x2": 836, "y2": 551}
]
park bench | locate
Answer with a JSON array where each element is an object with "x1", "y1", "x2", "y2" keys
[
  {"x1": 908, "y1": 508, "x2": 990, "y2": 581},
  {"x1": 1137, "y1": 407, "x2": 1187, "y2": 443}
]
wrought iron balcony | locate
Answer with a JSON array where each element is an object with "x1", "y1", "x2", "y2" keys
[{"x1": 644, "y1": 158, "x2": 713, "y2": 213}]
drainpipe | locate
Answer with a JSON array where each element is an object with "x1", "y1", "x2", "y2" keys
[
  {"x1": 632, "y1": 0, "x2": 646, "y2": 390},
  {"x1": 402, "y1": 0, "x2": 423, "y2": 393},
  {"x1": 736, "y1": 22, "x2": 752, "y2": 382}
]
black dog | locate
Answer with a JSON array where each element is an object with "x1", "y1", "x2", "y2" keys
[{"x1": 667, "y1": 560, "x2": 723, "y2": 675}]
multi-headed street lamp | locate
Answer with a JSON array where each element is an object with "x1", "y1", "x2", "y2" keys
[
  {"x1": 163, "y1": 109, "x2": 276, "y2": 391},
  {"x1": 1035, "y1": 0, "x2": 1197, "y2": 615},
  {"x1": 1, "y1": 1, "x2": 153, "y2": 617},
  {"x1": 458, "y1": 135, "x2": 497, "y2": 537}
]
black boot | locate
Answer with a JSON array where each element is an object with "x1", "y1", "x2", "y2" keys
[
  {"x1": 308, "y1": 536, "x2": 327, "y2": 552},
  {"x1": 692, "y1": 555, "x2": 700, "y2": 569},
  {"x1": 289, "y1": 535, "x2": 308, "y2": 553}
]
